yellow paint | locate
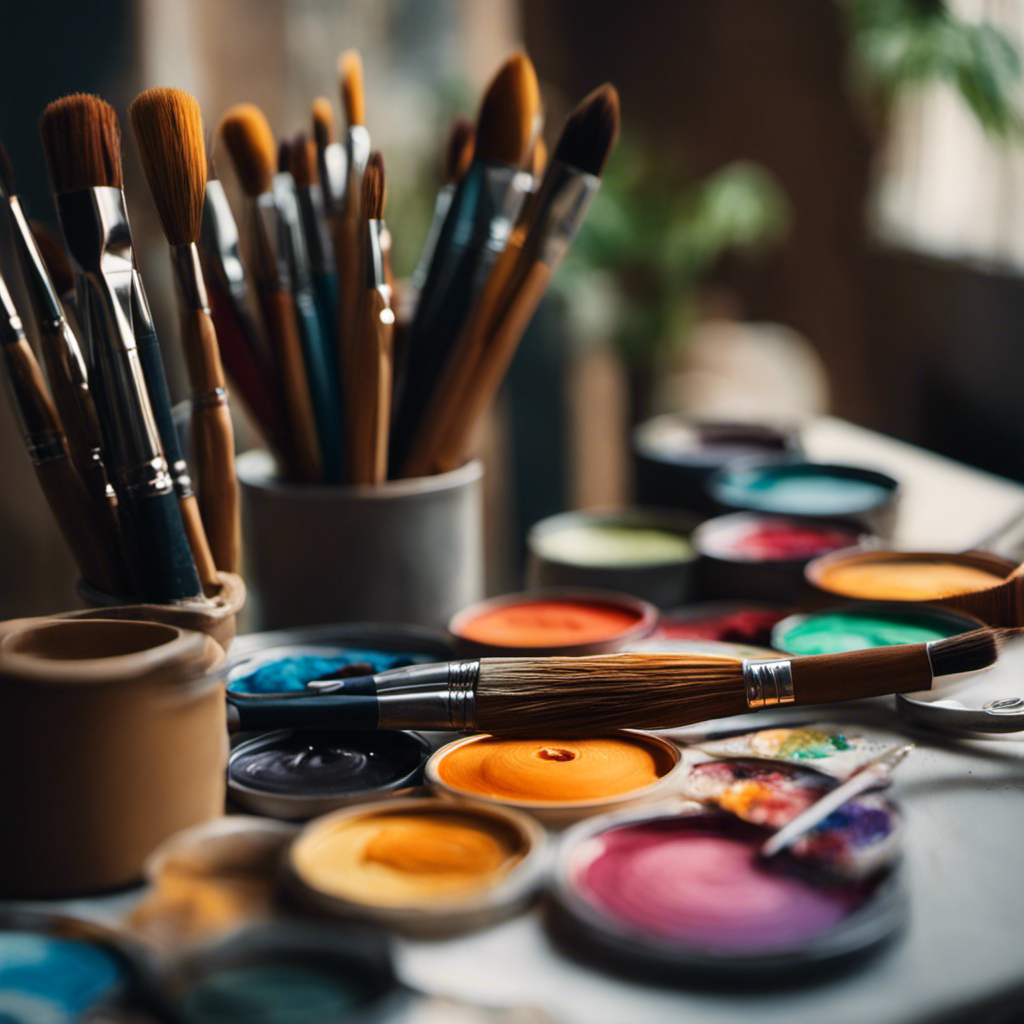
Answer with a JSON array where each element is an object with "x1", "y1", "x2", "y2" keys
[{"x1": 819, "y1": 560, "x2": 1002, "y2": 601}]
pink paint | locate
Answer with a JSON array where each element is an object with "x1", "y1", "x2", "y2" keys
[
  {"x1": 655, "y1": 609, "x2": 784, "y2": 644},
  {"x1": 728, "y1": 522, "x2": 855, "y2": 561},
  {"x1": 575, "y1": 819, "x2": 863, "y2": 952}
]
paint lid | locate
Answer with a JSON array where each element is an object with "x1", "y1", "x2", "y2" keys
[
  {"x1": 285, "y1": 797, "x2": 547, "y2": 936},
  {"x1": 550, "y1": 806, "x2": 907, "y2": 981},
  {"x1": 227, "y1": 730, "x2": 431, "y2": 819}
]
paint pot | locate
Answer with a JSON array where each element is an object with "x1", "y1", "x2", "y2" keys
[
  {"x1": 228, "y1": 730, "x2": 431, "y2": 819},
  {"x1": 773, "y1": 603, "x2": 982, "y2": 656},
  {"x1": 526, "y1": 508, "x2": 698, "y2": 608},
  {"x1": 426, "y1": 731, "x2": 683, "y2": 827},
  {"x1": 238, "y1": 450, "x2": 484, "y2": 630},
  {"x1": 74, "y1": 571, "x2": 247, "y2": 652},
  {"x1": 286, "y1": 797, "x2": 546, "y2": 935},
  {"x1": 0, "y1": 617, "x2": 227, "y2": 898},
  {"x1": 653, "y1": 602, "x2": 789, "y2": 646},
  {"x1": 693, "y1": 512, "x2": 868, "y2": 603},
  {"x1": 127, "y1": 817, "x2": 298, "y2": 949},
  {"x1": 449, "y1": 588, "x2": 657, "y2": 657},
  {"x1": 708, "y1": 461, "x2": 899, "y2": 539},
  {"x1": 551, "y1": 807, "x2": 906, "y2": 981},
  {"x1": 158, "y1": 922, "x2": 403, "y2": 1024},
  {"x1": 0, "y1": 912, "x2": 145, "y2": 1024},
  {"x1": 633, "y1": 415, "x2": 800, "y2": 515},
  {"x1": 897, "y1": 665, "x2": 1024, "y2": 735},
  {"x1": 806, "y1": 548, "x2": 1014, "y2": 605},
  {"x1": 625, "y1": 636, "x2": 778, "y2": 661}
]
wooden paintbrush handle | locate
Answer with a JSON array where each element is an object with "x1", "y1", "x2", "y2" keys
[
  {"x1": 179, "y1": 307, "x2": 240, "y2": 573},
  {"x1": 789, "y1": 644, "x2": 934, "y2": 704},
  {"x1": 178, "y1": 491, "x2": 219, "y2": 594},
  {"x1": 259, "y1": 288, "x2": 322, "y2": 482},
  {"x1": 348, "y1": 290, "x2": 393, "y2": 485},
  {"x1": 333, "y1": 217, "x2": 363, "y2": 400}
]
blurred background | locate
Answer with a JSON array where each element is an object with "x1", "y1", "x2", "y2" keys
[{"x1": 2, "y1": 0, "x2": 1023, "y2": 615}]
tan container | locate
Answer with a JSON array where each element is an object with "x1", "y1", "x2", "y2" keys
[{"x1": 0, "y1": 616, "x2": 228, "y2": 897}]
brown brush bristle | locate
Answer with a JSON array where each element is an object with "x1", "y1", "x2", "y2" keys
[
  {"x1": 29, "y1": 220, "x2": 75, "y2": 295},
  {"x1": 442, "y1": 117, "x2": 474, "y2": 185},
  {"x1": 476, "y1": 655, "x2": 748, "y2": 735},
  {"x1": 338, "y1": 50, "x2": 366, "y2": 127},
  {"x1": 929, "y1": 626, "x2": 1009, "y2": 677},
  {"x1": 0, "y1": 137, "x2": 13, "y2": 197},
  {"x1": 289, "y1": 132, "x2": 317, "y2": 188},
  {"x1": 362, "y1": 152, "x2": 385, "y2": 220},
  {"x1": 473, "y1": 52, "x2": 541, "y2": 167},
  {"x1": 216, "y1": 104, "x2": 276, "y2": 197},
  {"x1": 129, "y1": 87, "x2": 207, "y2": 246},
  {"x1": 312, "y1": 97, "x2": 337, "y2": 149},
  {"x1": 39, "y1": 94, "x2": 122, "y2": 193},
  {"x1": 551, "y1": 83, "x2": 620, "y2": 177}
]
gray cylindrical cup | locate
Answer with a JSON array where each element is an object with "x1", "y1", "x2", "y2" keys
[{"x1": 237, "y1": 450, "x2": 484, "y2": 629}]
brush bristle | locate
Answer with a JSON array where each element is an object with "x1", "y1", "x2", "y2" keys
[
  {"x1": 473, "y1": 52, "x2": 541, "y2": 167},
  {"x1": 312, "y1": 97, "x2": 337, "y2": 149},
  {"x1": 277, "y1": 140, "x2": 290, "y2": 175},
  {"x1": 217, "y1": 104, "x2": 276, "y2": 197},
  {"x1": 929, "y1": 626, "x2": 1010, "y2": 678},
  {"x1": 362, "y1": 152, "x2": 385, "y2": 219},
  {"x1": 552, "y1": 83, "x2": 620, "y2": 176},
  {"x1": 338, "y1": 50, "x2": 366, "y2": 127},
  {"x1": 0, "y1": 137, "x2": 13, "y2": 197},
  {"x1": 129, "y1": 87, "x2": 207, "y2": 246},
  {"x1": 29, "y1": 220, "x2": 75, "y2": 295},
  {"x1": 289, "y1": 132, "x2": 317, "y2": 188},
  {"x1": 476, "y1": 655, "x2": 748, "y2": 735},
  {"x1": 443, "y1": 117, "x2": 474, "y2": 184},
  {"x1": 39, "y1": 94, "x2": 122, "y2": 193}
]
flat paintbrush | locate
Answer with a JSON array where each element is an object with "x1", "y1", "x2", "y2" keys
[
  {"x1": 40, "y1": 94, "x2": 202, "y2": 602},
  {"x1": 130, "y1": 87, "x2": 240, "y2": 574},
  {"x1": 402, "y1": 85, "x2": 618, "y2": 478},
  {"x1": 312, "y1": 96, "x2": 347, "y2": 220},
  {"x1": 218, "y1": 104, "x2": 322, "y2": 482},
  {"x1": 226, "y1": 626, "x2": 1013, "y2": 734},
  {"x1": 390, "y1": 52, "x2": 541, "y2": 472}
]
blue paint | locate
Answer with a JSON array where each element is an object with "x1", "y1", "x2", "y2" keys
[{"x1": 228, "y1": 650, "x2": 433, "y2": 695}]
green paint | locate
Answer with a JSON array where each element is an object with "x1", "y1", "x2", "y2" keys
[
  {"x1": 781, "y1": 610, "x2": 960, "y2": 655},
  {"x1": 536, "y1": 524, "x2": 693, "y2": 567},
  {"x1": 176, "y1": 965, "x2": 375, "y2": 1024}
]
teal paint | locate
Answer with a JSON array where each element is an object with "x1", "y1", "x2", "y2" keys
[{"x1": 716, "y1": 465, "x2": 890, "y2": 516}]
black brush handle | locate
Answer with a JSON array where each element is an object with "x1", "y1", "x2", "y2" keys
[
  {"x1": 126, "y1": 487, "x2": 203, "y2": 601},
  {"x1": 227, "y1": 692, "x2": 379, "y2": 732}
]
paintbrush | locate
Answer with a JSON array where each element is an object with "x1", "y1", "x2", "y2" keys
[
  {"x1": 390, "y1": 52, "x2": 541, "y2": 471},
  {"x1": 0, "y1": 264, "x2": 128, "y2": 594},
  {"x1": 27, "y1": 220, "x2": 83, "y2": 338},
  {"x1": 218, "y1": 104, "x2": 322, "y2": 482},
  {"x1": 130, "y1": 87, "x2": 241, "y2": 574},
  {"x1": 760, "y1": 743, "x2": 915, "y2": 858},
  {"x1": 39, "y1": 94, "x2": 203, "y2": 601},
  {"x1": 401, "y1": 84, "x2": 618, "y2": 478},
  {"x1": 0, "y1": 140, "x2": 125, "y2": 578},
  {"x1": 273, "y1": 150, "x2": 344, "y2": 482},
  {"x1": 346, "y1": 153, "x2": 392, "y2": 484},
  {"x1": 312, "y1": 96, "x2": 347, "y2": 218},
  {"x1": 226, "y1": 626, "x2": 1012, "y2": 734}
]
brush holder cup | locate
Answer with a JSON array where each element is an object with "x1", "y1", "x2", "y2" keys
[
  {"x1": 237, "y1": 450, "x2": 485, "y2": 630},
  {"x1": 74, "y1": 571, "x2": 247, "y2": 652},
  {"x1": 0, "y1": 616, "x2": 227, "y2": 898}
]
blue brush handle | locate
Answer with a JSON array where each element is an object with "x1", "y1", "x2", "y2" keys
[
  {"x1": 126, "y1": 487, "x2": 202, "y2": 600},
  {"x1": 228, "y1": 692, "x2": 379, "y2": 731},
  {"x1": 311, "y1": 269, "x2": 339, "y2": 369},
  {"x1": 294, "y1": 291, "x2": 344, "y2": 483},
  {"x1": 134, "y1": 324, "x2": 191, "y2": 492}
]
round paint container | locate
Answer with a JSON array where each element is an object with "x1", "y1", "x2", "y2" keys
[
  {"x1": 693, "y1": 512, "x2": 869, "y2": 604},
  {"x1": 426, "y1": 730, "x2": 684, "y2": 827},
  {"x1": 286, "y1": 797, "x2": 546, "y2": 935},
  {"x1": 897, "y1": 667, "x2": 1024, "y2": 736},
  {"x1": 708, "y1": 461, "x2": 899, "y2": 539},
  {"x1": 772, "y1": 603, "x2": 983, "y2": 656},
  {"x1": 525, "y1": 508, "x2": 698, "y2": 608},
  {"x1": 653, "y1": 602, "x2": 790, "y2": 647},
  {"x1": 806, "y1": 548, "x2": 1014, "y2": 605},
  {"x1": 449, "y1": 588, "x2": 658, "y2": 657},
  {"x1": 551, "y1": 807, "x2": 906, "y2": 982},
  {"x1": 624, "y1": 636, "x2": 778, "y2": 661},
  {"x1": 157, "y1": 922, "x2": 404, "y2": 1024},
  {"x1": 633, "y1": 416, "x2": 800, "y2": 515},
  {"x1": 228, "y1": 729, "x2": 431, "y2": 819}
]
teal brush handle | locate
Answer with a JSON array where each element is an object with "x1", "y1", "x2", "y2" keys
[
  {"x1": 135, "y1": 323, "x2": 191, "y2": 495},
  {"x1": 228, "y1": 691, "x2": 378, "y2": 732},
  {"x1": 311, "y1": 269, "x2": 339, "y2": 369},
  {"x1": 294, "y1": 290, "x2": 344, "y2": 483},
  {"x1": 126, "y1": 486, "x2": 202, "y2": 600}
]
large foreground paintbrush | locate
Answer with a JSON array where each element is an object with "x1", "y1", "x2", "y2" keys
[
  {"x1": 403, "y1": 85, "x2": 619, "y2": 478},
  {"x1": 390, "y1": 52, "x2": 540, "y2": 470},
  {"x1": 227, "y1": 627, "x2": 1012, "y2": 734},
  {"x1": 39, "y1": 95, "x2": 202, "y2": 601},
  {"x1": 130, "y1": 87, "x2": 240, "y2": 574}
]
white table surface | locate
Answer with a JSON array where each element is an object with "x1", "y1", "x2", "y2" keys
[{"x1": 9, "y1": 419, "x2": 1024, "y2": 1024}]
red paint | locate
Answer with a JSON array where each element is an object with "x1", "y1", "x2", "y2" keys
[
  {"x1": 457, "y1": 600, "x2": 642, "y2": 648},
  {"x1": 655, "y1": 609, "x2": 783, "y2": 644},
  {"x1": 728, "y1": 523, "x2": 853, "y2": 561}
]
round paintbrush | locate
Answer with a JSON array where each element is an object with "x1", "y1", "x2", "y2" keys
[
  {"x1": 227, "y1": 626, "x2": 1014, "y2": 734},
  {"x1": 130, "y1": 87, "x2": 241, "y2": 575}
]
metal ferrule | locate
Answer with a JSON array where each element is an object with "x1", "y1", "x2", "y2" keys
[
  {"x1": 253, "y1": 192, "x2": 289, "y2": 291},
  {"x1": 410, "y1": 185, "x2": 454, "y2": 291},
  {"x1": 170, "y1": 243, "x2": 210, "y2": 312},
  {"x1": 742, "y1": 658, "x2": 796, "y2": 709},
  {"x1": 344, "y1": 125, "x2": 371, "y2": 215},
  {"x1": 924, "y1": 639, "x2": 937, "y2": 678},
  {"x1": 374, "y1": 660, "x2": 480, "y2": 731},
  {"x1": 7, "y1": 196, "x2": 64, "y2": 328},
  {"x1": 272, "y1": 173, "x2": 313, "y2": 295},
  {"x1": 295, "y1": 184, "x2": 333, "y2": 275},
  {"x1": 318, "y1": 140, "x2": 347, "y2": 217},
  {"x1": 459, "y1": 162, "x2": 534, "y2": 287},
  {"x1": 518, "y1": 162, "x2": 601, "y2": 268},
  {"x1": 202, "y1": 181, "x2": 251, "y2": 308},
  {"x1": 365, "y1": 219, "x2": 386, "y2": 290}
]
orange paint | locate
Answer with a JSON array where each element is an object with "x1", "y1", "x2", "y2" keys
[
  {"x1": 819, "y1": 559, "x2": 1002, "y2": 602},
  {"x1": 437, "y1": 735, "x2": 676, "y2": 804},
  {"x1": 456, "y1": 600, "x2": 641, "y2": 648}
]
